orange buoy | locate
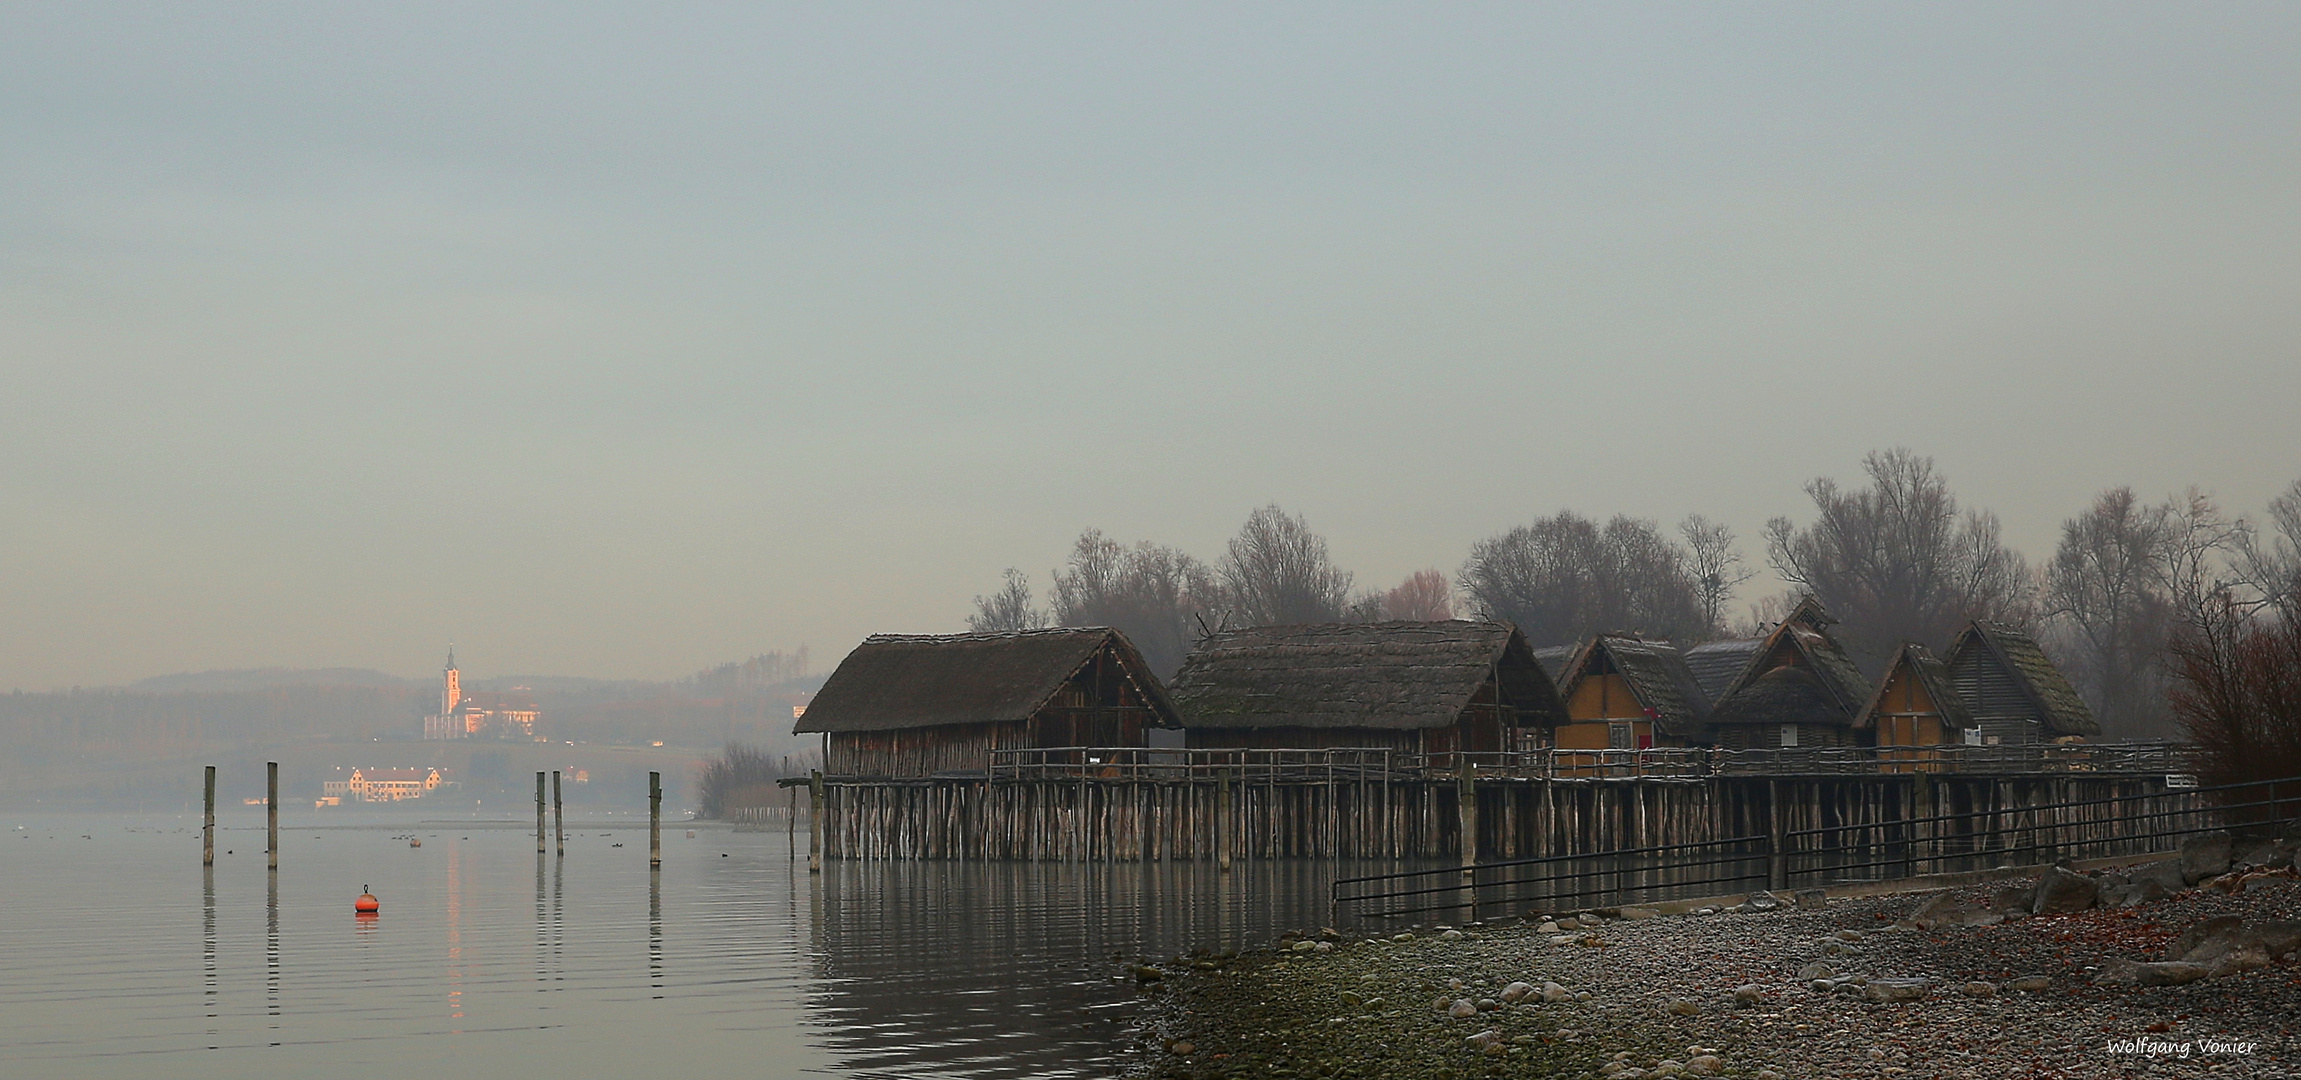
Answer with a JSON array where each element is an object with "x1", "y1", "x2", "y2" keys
[{"x1": 354, "y1": 888, "x2": 380, "y2": 914}]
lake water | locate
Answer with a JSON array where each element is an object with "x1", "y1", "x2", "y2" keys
[{"x1": 0, "y1": 812, "x2": 1354, "y2": 1078}]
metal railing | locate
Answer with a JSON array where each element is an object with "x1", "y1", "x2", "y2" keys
[
  {"x1": 983, "y1": 742, "x2": 2191, "y2": 783},
  {"x1": 1332, "y1": 774, "x2": 2301, "y2": 926}
]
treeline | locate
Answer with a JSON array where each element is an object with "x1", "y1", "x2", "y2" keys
[{"x1": 970, "y1": 449, "x2": 2301, "y2": 741}]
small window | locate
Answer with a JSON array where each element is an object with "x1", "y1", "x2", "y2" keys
[
  {"x1": 1607, "y1": 721, "x2": 1635, "y2": 750},
  {"x1": 1779, "y1": 725, "x2": 1799, "y2": 748},
  {"x1": 1962, "y1": 727, "x2": 1984, "y2": 746}
]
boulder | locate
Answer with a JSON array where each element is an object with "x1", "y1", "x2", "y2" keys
[
  {"x1": 1500, "y1": 981, "x2": 1536, "y2": 1004},
  {"x1": 1447, "y1": 998, "x2": 1478, "y2": 1019},
  {"x1": 2242, "y1": 919, "x2": 2301, "y2": 959},
  {"x1": 2006, "y1": 974, "x2": 2053, "y2": 992},
  {"x1": 2031, "y1": 866, "x2": 2100, "y2": 914},
  {"x1": 1663, "y1": 998, "x2": 1701, "y2": 1016},
  {"x1": 1861, "y1": 978, "x2": 1932, "y2": 1003},
  {"x1": 1795, "y1": 962, "x2": 1835, "y2": 981},
  {"x1": 1794, "y1": 888, "x2": 1827, "y2": 910},
  {"x1": 2233, "y1": 836, "x2": 2297, "y2": 871},
  {"x1": 1687, "y1": 1054, "x2": 1724, "y2": 1076},
  {"x1": 1961, "y1": 981, "x2": 1998, "y2": 997},
  {"x1": 2128, "y1": 858, "x2": 2189, "y2": 896},
  {"x1": 2207, "y1": 946, "x2": 2271, "y2": 978},
  {"x1": 2167, "y1": 915, "x2": 2246, "y2": 962},
  {"x1": 1619, "y1": 906, "x2": 1661, "y2": 920},
  {"x1": 1732, "y1": 984, "x2": 1762, "y2": 1007},
  {"x1": 2119, "y1": 877, "x2": 2171, "y2": 908},
  {"x1": 2181, "y1": 831, "x2": 2234, "y2": 884},
  {"x1": 1743, "y1": 890, "x2": 1785, "y2": 912},
  {"x1": 1541, "y1": 982, "x2": 1571, "y2": 1003},
  {"x1": 1991, "y1": 883, "x2": 2036, "y2": 913},
  {"x1": 2137, "y1": 962, "x2": 2212, "y2": 986}
]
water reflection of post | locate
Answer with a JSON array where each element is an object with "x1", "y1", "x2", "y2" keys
[
  {"x1": 648, "y1": 866, "x2": 664, "y2": 999},
  {"x1": 266, "y1": 868, "x2": 281, "y2": 1044},
  {"x1": 203, "y1": 865, "x2": 218, "y2": 1050},
  {"x1": 551, "y1": 848, "x2": 564, "y2": 990},
  {"x1": 535, "y1": 850, "x2": 547, "y2": 987}
]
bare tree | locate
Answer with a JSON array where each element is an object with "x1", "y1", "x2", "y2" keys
[
  {"x1": 2157, "y1": 486, "x2": 2249, "y2": 638},
  {"x1": 1048, "y1": 529, "x2": 1221, "y2": 677},
  {"x1": 967, "y1": 568, "x2": 1045, "y2": 634},
  {"x1": 1379, "y1": 569, "x2": 1457, "y2": 621},
  {"x1": 1220, "y1": 505, "x2": 1353, "y2": 626},
  {"x1": 1764, "y1": 448, "x2": 2034, "y2": 666},
  {"x1": 1680, "y1": 514, "x2": 1756, "y2": 635},
  {"x1": 2044, "y1": 487, "x2": 2175, "y2": 738},
  {"x1": 2239, "y1": 478, "x2": 2301, "y2": 616},
  {"x1": 1459, "y1": 511, "x2": 1707, "y2": 646},
  {"x1": 2169, "y1": 567, "x2": 2301, "y2": 788}
]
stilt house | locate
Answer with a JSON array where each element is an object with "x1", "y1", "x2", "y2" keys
[
  {"x1": 1705, "y1": 601, "x2": 1871, "y2": 751},
  {"x1": 1945, "y1": 622, "x2": 2099, "y2": 745},
  {"x1": 1548, "y1": 635, "x2": 1712, "y2": 750},
  {"x1": 795, "y1": 628, "x2": 1180, "y2": 777},
  {"x1": 1857, "y1": 642, "x2": 1977, "y2": 770},
  {"x1": 1168, "y1": 621, "x2": 1567, "y2": 757}
]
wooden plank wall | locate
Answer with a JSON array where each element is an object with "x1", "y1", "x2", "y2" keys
[{"x1": 817, "y1": 773, "x2": 2176, "y2": 862}]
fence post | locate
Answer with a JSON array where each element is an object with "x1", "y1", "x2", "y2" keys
[
  {"x1": 536, "y1": 772, "x2": 547, "y2": 854},
  {"x1": 1217, "y1": 767, "x2": 1232, "y2": 873},
  {"x1": 1458, "y1": 752, "x2": 1477, "y2": 871},
  {"x1": 649, "y1": 771, "x2": 662, "y2": 868},
  {"x1": 553, "y1": 770, "x2": 565, "y2": 857}
]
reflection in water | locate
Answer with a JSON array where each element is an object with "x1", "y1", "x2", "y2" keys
[
  {"x1": 648, "y1": 869, "x2": 663, "y2": 1000},
  {"x1": 806, "y1": 859, "x2": 1371, "y2": 1079},
  {"x1": 445, "y1": 840, "x2": 463, "y2": 1025},
  {"x1": 264, "y1": 871, "x2": 280, "y2": 1045},
  {"x1": 202, "y1": 867, "x2": 217, "y2": 1051}
]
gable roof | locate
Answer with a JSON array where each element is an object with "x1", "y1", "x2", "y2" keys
[
  {"x1": 1707, "y1": 612, "x2": 1870, "y2": 727},
  {"x1": 1531, "y1": 645, "x2": 1578, "y2": 686},
  {"x1": 794, "y1": 627, "x2": 1178, "y2": 734},
  {"x1": 1855, "y1": 642, "x2": 1976, "y2": 731},
  {"x1": 1945, "y1": 621, "x2": 2100, "y2": 737},
  {"x1": 1557, "y1": 634, "x2": 1713, "y2": 739},
  {"x1": 1169, "y1": 620, "x2": 1567, "y2": 731},
  {"x1": 1681, "y1": 637, "x2": 1764, "y2": 702}
]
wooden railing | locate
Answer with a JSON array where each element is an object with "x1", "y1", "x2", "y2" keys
[{"x1": 983, "y1": 742, "x2": 2192, "y2": 783}]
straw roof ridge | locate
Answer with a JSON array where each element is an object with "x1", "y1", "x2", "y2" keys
[
  {"x1": 1709, "y1": 612, "x2": 1870, "y2": 727},
  {"x1": 795, "y1": 627, "x2": 1178, "y2": 734},
  {"x1": 1170, "y1": 619, "x2": 1566, "y2": 730},
  {"x1": 1564, "y1": 634, "x2": 1713, "y2": 738}
]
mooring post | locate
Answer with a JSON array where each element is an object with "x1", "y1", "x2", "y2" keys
[
  {"x1": 266, "y1": 762, "x2": 279, "y2": 870},
  {"x1": 552, "y1": 770, "x2": 565, "y2": 857},
  {"x1": 787, "y1": 784, "x2": 797, "y2": 859},
  {"x1": 807, "y1": 769, "x2": 824, "y2": 874},
  {"x1": 649, "y1": 771, "x2": 663, "y2": 867},
  {"x1": 535, "y1": 772, "x2": 547, "y2": 854},
  {"x1": 203, "y1": 765, "x2": 216, "y2": 866}
]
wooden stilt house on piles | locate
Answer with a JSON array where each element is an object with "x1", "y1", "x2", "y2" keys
[
  {"x1": 795, "y1": 628, "x2": 1180, "y2": 778},
  {"x1": 1704, "y1": 601, "x2": 1873, "y2": 751},
  {"x1": 1857, "y1": 642, "x2": 1978, "y2": 771},
  {"x1": 1945, "y1": 621, "x2": 2099, "y2": 745},
  {"x1": 1167, "y1": 621, "x2": 1567, "y2": 758},
  {"x1": 1548, "y1": 635, "x2": 1713, "y2": 751}
]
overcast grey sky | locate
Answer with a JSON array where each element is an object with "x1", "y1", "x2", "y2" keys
[{"x1": 4, "y1": 3, "x2": 2297, "y2": 690}]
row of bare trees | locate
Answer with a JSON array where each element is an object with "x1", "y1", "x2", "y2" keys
[{"x1": 967, "y1": 454, "x2": 2301, "y2": 741}]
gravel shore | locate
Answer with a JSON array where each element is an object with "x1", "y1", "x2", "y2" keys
[{"x1": 1127, "y1": 867, "x2": 2298, "y2": 1079}]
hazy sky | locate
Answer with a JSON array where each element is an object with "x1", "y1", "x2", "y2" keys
[{"x1": 4, "y1": 3, "x2": 2298, "y2": 690}]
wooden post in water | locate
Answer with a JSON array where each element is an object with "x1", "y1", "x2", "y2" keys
[
  {"x1": 1457, "y1": 753, "x2": 1477, "y2": 870},
  {"x1": 806, "y1": 770, "x2": 824, "y2": 873},
  {"x1": 787, "y1": 785, "x2": 797, "y2": 859},
  {"x1": 649, "y1": 771, "x2": 663, "y2": 867},
  {"x1": 552, "y1": 770, "x2": 565, "y2": 857},
  {"x1": 266, "y1": 762, "x2": 279, "y2": 870},
  {"x1": 1217, "y1": 768, "x2": 1233, "y2": 873},
  {"x1": 203, "y1": 765, "x2": 216, "y2": 866},
  {"x1": 535, "y1": 773, "x2": 547, "y2": 854}
]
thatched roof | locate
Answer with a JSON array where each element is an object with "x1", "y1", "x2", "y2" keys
[
  {"x1": 1708, "y1": 610, "x2": 1870, "y2": 727},
  {"x1": 1531, "y1": 645, "x2": 1578, "y2": 686},
  {"x1": 795, "y1": 627, "x2": 1178, "y2": 734},
  {"x1": 1946, "y1": 622, "x2": 2099, "y2": 737},
  {"x1": 1170, "y1": 620, "x2": 1567, "y2": 731},
  {"x1": 1682, "y1": 638, "x2": 1764, "y2": 702},
  {"x1": 1558, "y1": 635, "x2": 1713, "y2": 739},
  {"x1": 1856, "y1": 642, "x2": 1977, "y2": 731}
]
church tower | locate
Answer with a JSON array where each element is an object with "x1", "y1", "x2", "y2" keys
[{"x1": 442, "y1": 646, "x2": 462, "y2": 721}]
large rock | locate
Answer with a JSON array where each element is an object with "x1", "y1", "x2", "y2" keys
[
  {"x1": 1794, "y1": 888, "x2": 1827, "y2": 910},
  {"x1": 2242, "y1": 919, "x2": 2301, "y2": 959},
  {"x1": 2181, "y1": 831, "x2": 2234, "y2": 884},
  {"x1": 2233, "y1": 836, "x2": 2297, "y2": 871},
  {"x1": 2095, "y1": 959, "x2": 2210, "y2": 986},
  {"x1": 2031, "y1": 866, "x2": 2100, "y2": 914},
  {"x1": 2128, "y1": 858, "x2": 2189, "y2": 896},
  {"x1": 2118, "y1": 876, "x2": 2171, "y2": 908},
  {"x1": 1991, "y1": 883, "x2": 2036, "y2": 913},
  {"x1": 2167, "y1": 915, "x2": 2246, "y2": 962},
  {"x1": 1861, "y1": 978, "x2": 1932, "y2": 1003},
  {"x1": 1909, "y1": 893, "x2": 1983, "y2": 930}
]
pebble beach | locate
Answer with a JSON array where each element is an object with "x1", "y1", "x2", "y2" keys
[{"x1": 1128, "y1": 843, "x2": 2299, "y2": 1079}]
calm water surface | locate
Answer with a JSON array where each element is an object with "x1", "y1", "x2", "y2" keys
[{"x1": 0, "y1": 812, "x2": 1354, "y2": 1078}]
